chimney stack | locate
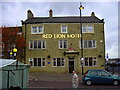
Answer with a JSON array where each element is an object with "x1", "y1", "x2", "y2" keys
[
  {"x1": 27, "y1": 10, "x2": 34, "y2": 19},
  {"x1": 49, "y1": 9, "x2": 53, "y2": 18},
  {"x1": 91, "y1": 12, "x2": 95, "y2": 16}
]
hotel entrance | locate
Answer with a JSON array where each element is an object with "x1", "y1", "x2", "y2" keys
[
  {"x1": 64, "y1": 47, "x2": 79, "y2": 73},
  {"x1": 68, "y1": 58, "x2": 74, "y2": 73}
]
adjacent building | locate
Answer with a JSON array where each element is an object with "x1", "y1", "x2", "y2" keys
[
  {"x1": 0, "y1": 28, "x2": 2, "y2": 58},
  {"x1": 22, "y1": 9, "x2": 105, "y2": 73}
]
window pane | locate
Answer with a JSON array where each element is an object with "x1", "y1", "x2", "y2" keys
[
  {"x1": 61, "y1": 58, "x2": 64, "y2": 66},
  {"x1": 32, "y1": 26, "x2": 37, "y2": 33},
  {"x1": 100, "y1": 71, "x2": 110, "y2": 76},
  {"x1": 38, "y1": 26, "x2": 43, "y2": 33},
  {"x1": 53, "y1": 58, "x2": 56, "y2": 66},
  {"x1": 82, "y1": 26, "x2": 87, "y2": 32},
  {"x1": 38, "y1": 40, "x2": 41, "y2": 49},
  {"x1": 84, "y1": 40, "x2": 87, "y2": 48},
  {"x1": 34, "y1": 58, "x2": 37, "y2": 66},
  {"x1": 93, "y1": 40, "x2": 96, "y2": 48},
  {"x1": 30, "y1": 61, "x2": 33, "y2": 66},
  {"x1": 57, "y1": 58, "x2": 60, "y2": 66},
  {"x1": 38, "y1": 58, "x2": 41, "y2": 66},
  {"x1": 59, "y1": 40, "x2": 62, "y2": 48},
  {"x1": 64, "y1": 40, "x2": 67, "y2": 48},
  {"x1": 42, "y1": 58, "x2": 45, "y2": 66},
  {"x1": 88, "y1": 40, "x2": 92, "y2": 48},
  {"x1": 89, "y1": 57, "x2": 92, "y2": 66},
  {"x1": 29, "y1": 41, "x2": 33, "y2": 49},
  {"x1": 90, "y1": 71, "x2": 98, "y2": 76},
  {"x1": 62, "y1": 25, "x2": 67, "y2": 33},
  {"x1": 88, "y1": 26, "x2": 93, "y2": 32},
  {"x1": 42, "y1": 41, "x2": 46, "y2": 49},
  {"x1": 93, "y1": 57, "x2": 97, "y2": 66},
  {"x1": 34, "y1": 40, "x2": 37, "y2": 49},
  {"x1": 85, "y1": 58, "x2": 88, "y2": 66}
]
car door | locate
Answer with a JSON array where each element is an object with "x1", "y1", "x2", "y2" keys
[
  {"x1": 98, "y1": 70, "x2": 113, "y2": 84},
  {"x1": 89, "y1": 70, "x2": 99, "y2": 84}
]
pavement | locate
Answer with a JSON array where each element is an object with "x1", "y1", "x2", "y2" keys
[{"x1": 29, "y1": 72, "x2": 83, "y2": 82}]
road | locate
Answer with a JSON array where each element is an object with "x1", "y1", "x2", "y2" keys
[
  {"x1": 28, "y1": 80, "x2": 120, "y2": 89},
  {"x1": 28, "y1": 71, "x2": 120, "y2": 90}
]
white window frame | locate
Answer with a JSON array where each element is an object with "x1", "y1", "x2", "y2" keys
[
  {"x1": 82, "y1": 25, "x2": 94, "y2": 33},
  {"x1": 41, "y1": 58, "x2": 46, "y2": 67},
  {"x1": 61, "y1": 58, "x2": 65, "y2": 67},
  {"x1": 52, "y1": 58, "x2": 65, "y2": 67},
  {"x1": 38, "y1": 26, "x2": 44, "y2": 34},
  {"x1": 93, "y1": 40, "x2": 96, "y2": 48},
  {"x1": 31, "y1": 26, "x2": 37, "y2": 34},
  {"x1": 29, "y1": 40, "x2": 33, "y2": 49},
  {"x1": 59, "y1": 40, "x2": 68, "y2": 49},
  {"x1": 80, "y1": 40, "x2": 96, "y2": 49},
  {"x1": 80, "y1": 57, "x2": 97, "y2": 67},
  {"x1": 29, "y1": 58, "x2": 46, "y2": 67},
  {"x1": 41, "y1": 41, "x2": 46, "y2": 49},
  {"x1": 52, "y1": 58, "x2": 57, "y2": 67},
  {"x1": 61, "y1": 25, "x2": 68, "y2": 33},
  {"x1": 31, "y1": 25, "x2": 44, "y2": 34},
  {"x1": 29, "y1": 40, "x2": 46, "y2": 49},
  {"x1": 34, "y1": 40, "x2": 38, "y2": 49}
]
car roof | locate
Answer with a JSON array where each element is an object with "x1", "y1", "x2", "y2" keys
[{"x1": 88, "y1": 70, "x2": 105, "y2": 71}]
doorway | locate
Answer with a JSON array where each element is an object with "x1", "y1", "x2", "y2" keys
[{"x1": 68, "y1": 58, "x2": 74, "y2": 73}]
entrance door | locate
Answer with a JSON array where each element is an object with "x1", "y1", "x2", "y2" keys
[{"x1": 69, "y1": 59, "x2": 74, "y2": 73}]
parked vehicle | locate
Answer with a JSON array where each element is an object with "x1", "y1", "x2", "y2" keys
[{"x1": 82, "y1": 70, "x2": 120, "y2": 86}]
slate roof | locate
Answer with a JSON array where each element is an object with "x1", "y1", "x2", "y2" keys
[{"x1": 22, "y1": 16, "x2": 104, "y2": 24}]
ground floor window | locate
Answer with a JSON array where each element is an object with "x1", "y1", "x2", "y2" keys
[
  {"x1": 29, "y1": 58, "x2": 46, "y2": 67},
  {"x1": 81, "y1": 57, "x2": 97, "y2": 66},
  {"x1": 52, "y1": 58, "x2": 65, "y2": 67}
]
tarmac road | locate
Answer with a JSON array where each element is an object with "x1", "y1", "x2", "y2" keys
[
  {"x1": 28, "y1": 77, "x2": 120, "y2": 89},
  {"x1": 28, "y1": 72, "x2": 120, "y2": 90}
]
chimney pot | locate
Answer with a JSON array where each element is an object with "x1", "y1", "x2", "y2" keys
[
  {"x1": 49, "y1": 9, "x2": 53, "y2": 17},
  {"x1": 91, "y1": 12, "x2": 95, "y2": 16}
]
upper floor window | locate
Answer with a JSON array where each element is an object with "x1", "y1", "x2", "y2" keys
[
  {"x1": 31, "y1": 25, "x2": 44, "y2": 34},
  {"x1": 79, "y1": 40, "x2": 96, "y2": 49},
  {"x1": 29, "y1": 40, "x2": 46, "y2": 49},
  {"x1": 38, "y1": 26, "x2": 43, "y2": 33},
  {"x1": 82, "y1": 25, "x2": 94, "y2": 33},
  {"x1": 32, "y1": 26, "x2": 37, "y2": 33},
  {"x1": 59, "y1": 40, "x2": 67, "y2": 49},
  {"x1": 61, "y1": 25, "x2": 67, "y2": 33}
]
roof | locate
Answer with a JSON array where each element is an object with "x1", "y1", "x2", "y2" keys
[
  {"x1": 0, "y1": 59, "x2": 16, "y2": 68},
  {"x1": 22, "y1": 16, "x2": 104, "y2": 24},
  {"x1": 0, "y1": 59, "x2": 30, "y2": 68}
]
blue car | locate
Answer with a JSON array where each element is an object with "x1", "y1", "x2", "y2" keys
[{"x1": 82, "y1": 70, "x2": 120, "y2": 86}]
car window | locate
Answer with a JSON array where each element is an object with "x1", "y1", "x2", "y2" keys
[
  {"x1": 99, "y1": 70, "x2": 110, "y2": 77},
  {"x1": 90, "y1": 70, "x2": 98, "y2": 76}
]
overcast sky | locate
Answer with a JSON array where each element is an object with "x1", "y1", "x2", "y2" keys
[{"x1": 0, "y1": 1, "x2": 119, "y2": 58}]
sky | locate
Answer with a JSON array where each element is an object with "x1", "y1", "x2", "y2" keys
[{"x1": 0, "y1": 1, "x2": 119, "y2": 58}]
